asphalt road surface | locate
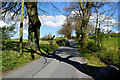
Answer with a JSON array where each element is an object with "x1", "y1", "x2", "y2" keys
[{"x1": 2, "y1": 39, "x2": 94, "y2": 80}]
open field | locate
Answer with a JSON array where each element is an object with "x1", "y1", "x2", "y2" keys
[{"x1": 102, "y1": 37, "x2": 119, "y2": 48}]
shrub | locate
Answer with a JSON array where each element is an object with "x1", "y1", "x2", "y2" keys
[
  {"x1": 98, "y1": 48, "x2": 120, "y2": 68},
  {"x1": 87, "y1": 41, "x2": 99, "y2": 52},
  {"x1": 80, "y1": 48, "x2": 91, "y2": 53},
  {"x1": 71, "y1": 36, "x2": 76, "y2": 39},
  {"x1": 88, "y1": 34, "x2": 96, "y2": 39},
  {"x1": 1, "y1": 24, "x2": 16, "y2": 44},
  {"x1": 56, "y1": 39, "x2": 66, "y2": 46},
  {"x1": 40, "y1": 44, "x2": 59, "y2": 53},
  {"x1": 41, "y1": 33, "x2": 54, "y2": 40}
]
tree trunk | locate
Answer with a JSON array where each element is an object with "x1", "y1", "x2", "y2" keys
[
  {"x1": 67, "y1": 35, "x2": 71, "y2": 39},
  {"x1": 20, "y1": 0, "x2": 24, "y2": 53},
  {"x1": 79, "y1": 2, "x2": 91, "y2": 48},
  {"x1": 98, "y1": 24, "x2": 102, "y2": 51},
  {"x1": 95, "y1": 12, "x2": 98, "y2": 46},
  {"x1": 25, "y1": 2, "x2": 41, "y2": 59},
  {"x1": 81, "y1": 27, "x2": 87, "y2": 48},
  {"x1": 76, "y1": 32, "x2": 80, "y2": 39},
  {"x1": 80, "y1": 16, "x2": 89, "y2": 48}
]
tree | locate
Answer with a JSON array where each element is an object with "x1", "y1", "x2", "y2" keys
[
  {"x1": 90, "y1": 2, "x2": 118, "y2": 50},
  {"x1": 70, "y1": 12, "x2": 82, "y2": 39},
  {"x1": 87, "y1": 24, "x2": 95, "y2": 35},
  {"x1": 1, "y1": 2, "x2": 42, "y2": 60},
  {"x1": 64, "y1": 2, "x2": 116, "y2": 49},
  {"x1": 20, "y1": 0, "x2": 24, "y2": 53},
  {"x1": 42, "y1": 33, "x2": 52, "y2": 40},
  {"x1": 0, "y1": 2, "x2": 60, "y2": 57},
  {"x1": 64, "y1": 2, "x2": 96, "y2": 48},
  {"x1": 74, "y1": 21, "x2": 82, "y2": 39},
  {"x1": 79, "y1": 2, "x2": 94, "y2": 48},
  {"x1": 1, "y1": 24, "x2": 16, "y2": 44},
  {"x1": 57, "y1": 17, "x2": 73, "y2": 39}
]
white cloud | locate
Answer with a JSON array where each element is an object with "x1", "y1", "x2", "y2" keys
[
  {"x1": 0, "y1": 8, "x2": 66, "y2": 28},
  {"x1": 0, "y1": 20, "x2": 9, "y2": 27},
  {"x1": 89, "y1": 13, "x2": 118, "y2": 27},
  {"x1": 89, "y1": 13, "x2": 118, "y2": 32},
  {"x1": 43, "y1": 21, "x2": 58, "y2": 27},
  {"x1": 39, "y1": 15, "x2": 66, "y2": 27}
]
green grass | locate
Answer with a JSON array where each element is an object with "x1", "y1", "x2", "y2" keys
[
  {"x1": 2, "y1": 50, "x2": 41, "y2": 73},
  {"x1": 1, "y1": 39, "x2": 60, "y2": 74},
  {"x1": 102, "y1": 37, "x2": 119, "y2": 48},
  {"x1": 78, "y1": 35, "x2": 119, "y2": 68},
  {"x1": 80, "y1": 51, "x2": 107, "y2": 67},
  {"x1": 11, "y1": 39, "x2": 50, "y2": 44},
  {"x1": 39, "y1": 40, "x2": 50, "y2": 45},
  {"x1": 11, "y1": 39, "x2": 28, "y2": 42},
  {"x1": 0, "y1": 51, "x2": 2, "y2": 71}
]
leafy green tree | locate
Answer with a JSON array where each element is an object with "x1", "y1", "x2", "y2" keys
[
  {"x1": 1, "y1": 2, "x2": 59, "y2": 59},
  {"x1": 1, "y1": 24, "x2": 16, "y2": 44},
  {"x1": 92, "y1": 2, "x2": 117, "y2": 50},
  {"x1": 64, "y1": 2, "x2": 97, "y2": 48},
  {"x1": 1, "y1": 2, "x2": 42, "y2": 60}
]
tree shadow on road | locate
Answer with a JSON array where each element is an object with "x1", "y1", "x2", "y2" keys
[
  {"x1": 43, "y1": 52, "x2": 120, "y2": 80},
  {"x1": 24, "y1": 47, "x2": 120, "y2": 80}
]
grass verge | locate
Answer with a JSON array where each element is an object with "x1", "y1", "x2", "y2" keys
[
  {"x1": 77, "y1": 36, "x2": 119, "y2": 69},
  {"x1": 1, "y1": 39, "x2": 60, "y2": 75}
]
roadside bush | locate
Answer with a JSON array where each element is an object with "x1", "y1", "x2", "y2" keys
[
  {"x1": 97, "y1": 48, "x2": 120, "y2": 68},
  {"x1": 41, "y1": 33, "x2": 53, "y2": 40},
  {"x1": 87, "y1": 41, "x2": 99, "y2": 52},
  {"x1": 88, "y1": 34, "x2": 96, "y2": 39},
  {"x1": 56, "y1": 39, "x2": 66, "y2": 46},
  {"x1": 104, "y1": 33, "x2": 120, "y2": 38},
  {"x1": 40, "y1": 44, "x2": 59, "y2": 53},
  {"x1": 71, "y1": 36, "x2": 76, "y2": 39}
]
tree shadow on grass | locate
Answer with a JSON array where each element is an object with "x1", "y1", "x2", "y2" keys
[{"x1": 2, "y1": 41, "x2": 27, "y2": 51}]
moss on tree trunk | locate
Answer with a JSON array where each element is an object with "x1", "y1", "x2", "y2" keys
[
  {"x1": 81, "y1": 27, "x2": 87, "y2": 48},
  {"x1": 80, "y1": 18, "x2": 88, "y2": 49},
  {"x1": 25, "y1": 2, "x2": 41, "y2": 59},
  {"x1": 20, "y1": 0, "x2": 24, "y2": 53}
]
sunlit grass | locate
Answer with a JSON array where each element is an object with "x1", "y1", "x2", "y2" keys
[
  {"x1": 11, "y1": 39, "x2": 28, "y2": 42},
  {"x1": 39, "y1": 40, "x2": 50, "y2": 45},
  {"x1": 102, "y1": 37, "x2": 119, "y2": 48},
  {"x1": 2, "y1": 39, "x2": 59, "y2": 74},
  {"x1": 79, "y1": 36, "x2": 119, "y2": 68},
  {"x1": 81, "y1": 52, "x2": 107, "y2": 67}
]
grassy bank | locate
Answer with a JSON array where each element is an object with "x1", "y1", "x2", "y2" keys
[
  {"x1": 1, "y1": 39, "x2": 60, "y2": 74},
  {"x1": 77, "y1": 34, "x2": 119, "y2": 69}
]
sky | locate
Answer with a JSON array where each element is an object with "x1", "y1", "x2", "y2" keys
[{"x1": 0, "y1": 2, "x2": 119, "y2": 39}]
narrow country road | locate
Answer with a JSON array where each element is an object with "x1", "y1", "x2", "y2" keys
[{"x1": 2, "y1": 39, "x2": 94, "y2": 80}]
